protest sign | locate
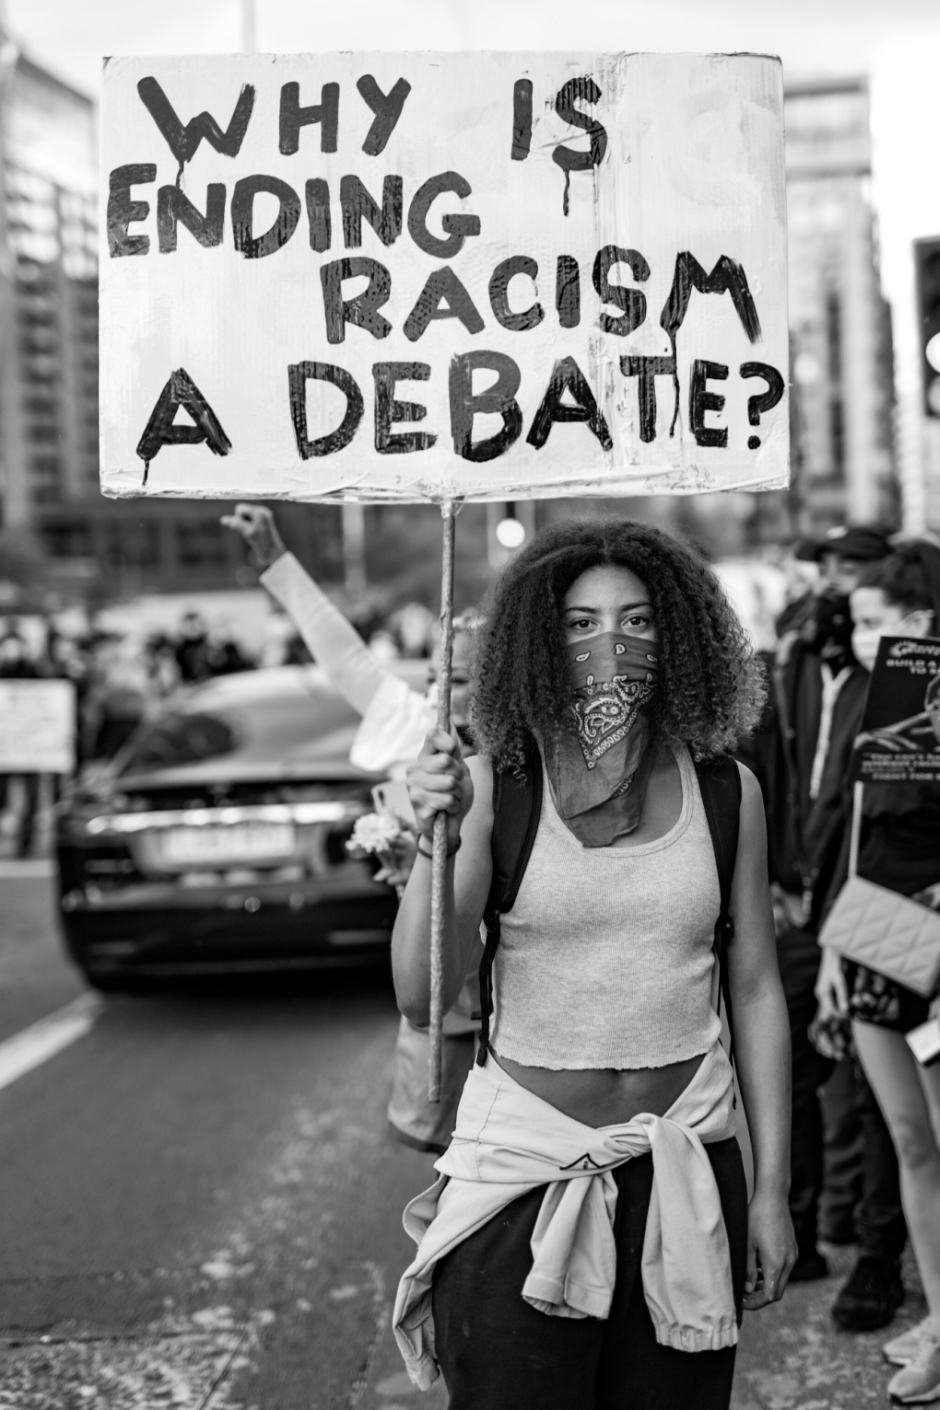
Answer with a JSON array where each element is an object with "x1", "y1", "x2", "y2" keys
[
  {"x1": 0, "y1": 679, "x2": 76, "y2": 773},
  {"x1": 100, "y1": 51, "x2": 788, "y2": 505},
  {"x1": 850, "y1": 635, "x2": 940, "y2": 785}
]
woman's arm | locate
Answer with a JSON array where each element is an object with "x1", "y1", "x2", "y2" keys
[
  {"x1": 392, "y1": 737, "x2": 493, "y2": 1027},
  {"x1": 221, "y1": 504, "x2": 389, "y2": 716},
  {"x1": 727, "y1": 764, "x2": 799, "y2": 1309}
]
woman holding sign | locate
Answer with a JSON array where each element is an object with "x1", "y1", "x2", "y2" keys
[
  {"x1": 391, "y1": 520, "x2": 796, "y2": 1410},
  {"x1": 816, "y1": 541, "x2": 940, "y2": 1405}
]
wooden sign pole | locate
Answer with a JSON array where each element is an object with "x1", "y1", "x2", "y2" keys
[{"x1": 428, "y1": 500, "x2": 458, "y2": 1101}]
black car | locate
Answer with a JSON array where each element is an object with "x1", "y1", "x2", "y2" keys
[{"x1": 56, "y1": 663, "x2": 427, "y2": 989}]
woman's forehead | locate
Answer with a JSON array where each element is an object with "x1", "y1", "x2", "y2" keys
[{"x1": 564, "y1": 563, "x2": 647, "y2": 605}]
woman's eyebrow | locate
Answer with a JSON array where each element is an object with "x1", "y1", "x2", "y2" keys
[{"x1": 564, "y1": 600, "x2": 650, "y2": 613}]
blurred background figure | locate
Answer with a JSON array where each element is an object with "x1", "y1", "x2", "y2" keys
[
  {"x1": 174, "y1": 611, "x2": 213, "y2": 684},
  {"x1": 204, "y1": 619, "x2": 252, "y2": 676},
  {"x1": 143, "y1": 632, "x2": 181, "y2": 697},
  {"x1": 84, "y1": 633, "x2": 150, "y2": 761},
  {"x1": 0, "y1": 624, "x2": 41, "y2": 856},
  {"x1": 45, "y1": 628, "x2": 92, "y2": 786},
  {"x1": 743, "y1": 523, "x2": 910, "y2": 1334},
  {"x1": 260, "y1": 606, "x2": 311, "y2": 667},
  {"x1": 816, "y1": 540, "x2": 940, "y2": 1402},
  {"x1": 393, "y1": 602, "x2": 435, "y2": 660}
]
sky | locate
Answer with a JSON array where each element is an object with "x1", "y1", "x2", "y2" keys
[{"x1": 5, "y1": 0, "x2": 940, "y2": 100}]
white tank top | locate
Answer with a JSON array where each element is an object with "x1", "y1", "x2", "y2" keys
[{"x1": 490, "y1": 744, "x2": 724, "y2": 1070}]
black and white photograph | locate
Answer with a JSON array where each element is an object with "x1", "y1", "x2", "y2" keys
[{"x1": 1, "y1": 1, "x2": 940, "y2": 1406}]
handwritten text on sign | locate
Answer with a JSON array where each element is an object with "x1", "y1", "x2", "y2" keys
[{"x1": 100, "y1": 52, "x2": 788, "y2": 503}]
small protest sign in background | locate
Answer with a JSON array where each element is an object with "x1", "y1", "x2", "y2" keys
[
  {"x1": 0, "y1": 680, "x2": 76, "y2": 774},
  {"x1": 99, "y1": 51, "x2": 788, "y2": 504},
  {"x1": 851, "y1": 636, "x2": 940, "y2": 785}
]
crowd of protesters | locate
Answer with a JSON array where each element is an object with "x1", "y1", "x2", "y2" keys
[
  {"x1": 754, "y1": 527, "x2": 940, "y2": 1404},
  {"x1": 4, "y1": 505, "x2": 939, "y2": 1405},
  {"x1": 221, "y1": 506, "x2": 940, "y2": 1409}
]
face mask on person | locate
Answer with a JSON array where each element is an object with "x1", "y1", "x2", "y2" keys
[{"x1": 545, "y1": 632, "x2": 660, "y2": 847}]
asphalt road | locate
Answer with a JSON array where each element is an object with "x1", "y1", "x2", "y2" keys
[{"x1": 0, "y1": 868, "x2": 929, "y2": 1410}]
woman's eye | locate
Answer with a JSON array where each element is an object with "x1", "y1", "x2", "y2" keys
[
  {"x1": 623, "y1": 615, "x2": 651, "y2": 630},
  {"x1": 568, "y1": 618, "x2": 594, "y2": 631}
]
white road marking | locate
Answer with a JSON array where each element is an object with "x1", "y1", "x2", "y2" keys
[{"x1": 0, "y1": 993, "x2": 104, "y2": 1094}]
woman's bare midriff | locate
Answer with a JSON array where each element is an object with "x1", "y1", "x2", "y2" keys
[{"x1": 491, "y1": 1051, "x2": 707, "y2": 1127}]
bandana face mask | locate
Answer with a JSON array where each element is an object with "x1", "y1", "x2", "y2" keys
[{"x1": 547, "y1": 633, "x2": 660, "y2": 847}]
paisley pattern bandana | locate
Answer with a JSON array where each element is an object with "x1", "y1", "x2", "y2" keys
[{"x1": 546, "y1": 633, "x2": 660, "y2": 847}]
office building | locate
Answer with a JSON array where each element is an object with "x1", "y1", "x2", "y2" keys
[{"x1": 784, "y1": 75, "x2": 897, "y2": 533}]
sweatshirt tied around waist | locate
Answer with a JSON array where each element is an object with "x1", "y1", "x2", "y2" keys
[{"x1": 393, "y1": 1042, "x2": 739, "y2": 1391}]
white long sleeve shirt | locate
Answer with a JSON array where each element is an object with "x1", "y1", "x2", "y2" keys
[
  {"x1": 393, "y1": 1043, "x2": 739, "y2": 1390},
  {"x1": 260, "y1": 552, "x2": 432, "y2": 777},
  {"x1": 260, "y1": 553, "x2": 479, "y2": 1038}
]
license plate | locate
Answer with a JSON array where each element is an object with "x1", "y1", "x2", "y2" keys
[{"x1": 158, "y1": 822, "x2": 296, "y2": 867}]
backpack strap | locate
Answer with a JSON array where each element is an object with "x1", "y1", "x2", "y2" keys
[
  {"x1": 477, "y1": 756, "x2": 542, "y2": 1065},
  {"x1": 694, "y1": 755, "x2": 742, "y2": 1064}
]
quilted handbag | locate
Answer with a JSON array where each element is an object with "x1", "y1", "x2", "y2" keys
[{"x1": 819, "y1": 785, "x2": 940, "y2": 999}]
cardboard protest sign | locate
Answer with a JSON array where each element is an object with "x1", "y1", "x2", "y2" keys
[
  {"x1": 99, "y1": 51, "x2": 788, "y2": 504},
  {"x1": 850, "y1": 636, "x2": 940, "y2": 785},
  {"x1": 0, "y1": 680, "x2": 76, "y2": 773}
]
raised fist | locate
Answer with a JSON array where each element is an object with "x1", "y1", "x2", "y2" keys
[{"x1": 220, "y1": 504, "x2": 287, "y2": 568}]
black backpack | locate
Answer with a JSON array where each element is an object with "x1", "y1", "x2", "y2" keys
[{"x1": 478, "y1": 753, "x2": 742, "y2": 1068}]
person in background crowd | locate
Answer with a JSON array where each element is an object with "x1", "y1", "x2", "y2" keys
[
  {"x1": 204, "y1": 621, "x2": 252, "y2": 676},
  {"x1": 816, "y1": 540, "x2": 940, "y2": 1405},
  {"x1": 799, "y1": 602, "x2": 911, "y2": 1336},
  {"x1": 174, "y1": 611, "x2": 214, "y2": 684},
  {"x1": 143, "y1": 632, "x2": 182, "y2": 697},
  {"x1": 221, "y1": 503, "x2": 479, "y2": 1155},
  {"x1": 260, "y1": 607, "x2": 312, "y2": 667},
  {"x1": 86, "y1": 634, "x2": 151, "y2": 760},
  {"x1": 45, "y1": 630, "x2": 93, "y2": 795},
  {"x1": 392, "y1": 519, "x2": 795, "y2": 1409},
  {"x1": 0, "y1": 627, "x2": 41, "y2": 857},
  {"x1": 743, "y1": 523, "x2": 908, "y2": 1330}
]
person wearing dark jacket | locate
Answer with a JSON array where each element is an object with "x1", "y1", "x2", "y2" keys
[
  {"x1": 816, "y1": 541, "x2": 940, "y2": 1401},
  {"x1": 744, "y1": 525, "x2": 907, "y2": 1328},
  {"x1": 802, "y1": 661, "x2": 909, "y2": 1329}
]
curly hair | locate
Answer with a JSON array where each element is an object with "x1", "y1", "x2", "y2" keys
[{"x1": 468, "y1": 518, "x2": 765, "y2": 772}]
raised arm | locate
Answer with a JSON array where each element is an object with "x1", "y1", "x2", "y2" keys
[
  {"x1": 726, "y1": 764, "x2": 798, "y2": 1309},
  {"x1": 392, "y1": 736, "x2": 493, "y2": 1026},
  {"x1": 221, "y1": 504, "x2": 388, "y2": 716}
]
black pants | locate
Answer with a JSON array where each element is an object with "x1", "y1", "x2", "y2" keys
[
  {"x1": 0, "y1": 773, "x2": 40, "y2": 856},
  {"x1": 820, "y1": 1059, "x2": 907, "y2": 1262},
  {"x1": 776, "y1": 924, "x2": 833, "y2": 1252},
  {"x1": 432, "y1": 1137, "x2": 748, "y2": 1410},
  {"x1": 777, "y1": 925, "x2": 905, "y2": 1262}
]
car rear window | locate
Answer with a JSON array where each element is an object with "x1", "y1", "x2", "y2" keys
[{"x1": 116, "y1": 711, "x2": 239, "y2": 774}]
